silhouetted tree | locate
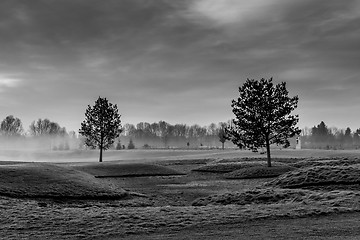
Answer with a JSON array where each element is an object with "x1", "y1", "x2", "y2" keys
[
  {"x1": 218, "y1": 122, "x2": 227, "y2": 150},
  {"x1": 79, "y1": 97, "x2": 122, "y2": 162},
  {"x1": 127, "y1": 138, "x2": 135, "y2": 149},
  {"x1": 116, "y1": 139, "x2": 122, "y2": 150},
  {"x1": 344, "y1": 127, "x2": 353, "y2": 146},
  {"x1": 354, "y1": 129, "x2": 360, "y2": 148},
  {"x1": 227, "y1": 78, "x2": 301, "y2": 167},
  {"x1": 0, "y1": 115, "x2": 23, "y2": 137},
  {"x1": 311, "y1": 121, "x2": 331, "y2": 144}
]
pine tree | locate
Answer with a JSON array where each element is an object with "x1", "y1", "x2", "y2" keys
[
  {"x1": 79, "y1": 97, "x2": 122, "y2": 162},
  {"x1": 128, "y1": 139, "x2": 135, "y2": 149},
  {"x1": 227, "y1": 78, "x2": 301, "y2": 167},
  {"x1": 218, "y1": 127, "x2": 227, "y2": 150}
]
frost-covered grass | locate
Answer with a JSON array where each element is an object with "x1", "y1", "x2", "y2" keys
[
  {"x1": 266, "y1": 165, "x2": 360, "y2": 189},
  {"x1": 192, "y1": 187, "x2": 360, "y2": 206},
  {"x1": 291, "y1": 157, "x2": 360, "y2": 168},
  {"x1": 224, "y1": 165, "x2": 296, "y2": 179},
  {"x1": 0, "y1": 163, "x2": 127, "y2": 199},
  {"x1": 3, "y1": 151, "x2": 360, "y2": 239},
  {"x1": 2, "y1": 190, "x2": 360, "y2": 239}
]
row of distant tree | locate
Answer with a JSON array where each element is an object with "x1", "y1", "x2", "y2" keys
[
  {"x1": 301, "y1": 121, "x2": 360, "y2": 150},
  {"x1": 119, "y1": 121, "x2": 230, "y2": 149},
  {"x1": 0, "y1": 116, "x2": 76, "y2": 150},
  {"x1": 2, "y1": 116, "x2": 360, "y2": 151},
  {"x1": 0, "y1": 115, "x2": 230, "y2": 150},
  {"x1": 0, "y1": 115, "x2": 74, "y2": 137}
]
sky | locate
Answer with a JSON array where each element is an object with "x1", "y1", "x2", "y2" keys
[{"x1": 0, "y1": 0, "x2": 360, "y2": 133}]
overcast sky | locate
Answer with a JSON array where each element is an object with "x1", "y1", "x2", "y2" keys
[{"x1": 1, "y1": 0, "x2": 360, "y2": 132}]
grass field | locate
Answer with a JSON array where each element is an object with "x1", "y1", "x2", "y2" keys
[{"x1": 1, "y1": 149, "x2": 360, "y2": 239}]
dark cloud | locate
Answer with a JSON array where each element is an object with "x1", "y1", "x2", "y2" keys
[{"x1": 0, "y1": 0, "x2": 359, "y2": 131}]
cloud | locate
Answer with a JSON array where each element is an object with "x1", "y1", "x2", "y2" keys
[
  {"x1": 0, "y1": 75, "x2": 22, "y2": 91},
  {"x1": 0, "y1": 0, "x2": 359, "y2": 131},
  {"x1": 186, "y1": 0, "x2": 282, "y2": 26}
]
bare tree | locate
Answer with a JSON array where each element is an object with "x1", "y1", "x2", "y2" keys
[{"x1": 0, "y1": 115, "x2": 23, "y2": 137}]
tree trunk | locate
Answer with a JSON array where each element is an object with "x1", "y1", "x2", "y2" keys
[
  {"x1": 99, "y1": 146, "x2": 103, "y2": 162},
  {"x1": 99, "y1": 147, "x2": 102, "y2": 162},
  {"x1": 222, "y1": 142, "x2": 224, "y2": 150},
  {"x1": 99, "y1": 133, "x2": 103, "y2": 163},
  {"x1": 265, "y1": 136, "x2": 271, "y2": 167}
]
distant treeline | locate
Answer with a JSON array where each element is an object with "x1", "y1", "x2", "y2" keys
[
  {"x1": 0, "y1": 115, "x2": 234, "y2": 150},
  {"x1": 301, "y1": 121, "x2": 360, "y2": 150},
  {"x1": 118, "y1": 121, "x2": 235, "y2": 149},
  {"x1": 0, "y1": 116, "x2": 77, "y2": 150},
  {"x1": 2, "y1": 115, "x2": 359, "y2": 151}
]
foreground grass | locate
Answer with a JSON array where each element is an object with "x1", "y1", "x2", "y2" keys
[
  {"x1": 0, "y1": 163, "x2": 127, "y2": 199},
  {"x1": 1, "y1": 191, "x2": 360, "y2": 239},
  {"x1": 2, "y1": 153, "x2": 360, "y2": 239}
]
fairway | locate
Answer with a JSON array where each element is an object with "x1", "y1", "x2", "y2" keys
[{"x1": 2, "y1": 148, "x2": 360, "y2": 163}]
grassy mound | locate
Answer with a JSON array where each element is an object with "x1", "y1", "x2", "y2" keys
[
  {"x1": 192, "y1": 188, "x2": 360, "y2": 206},
  {"x1": 224, "y1": 165, "x2": 296, "y2": 179},
  {"x1": 266, "y1": 166, "x2": 360, "y2": 189},
  {"x1": 0, "y1": 163, "x2": 127, "y2": 199},
  {"x1": 192, "y1": 161, "x2": 287, "y2": 173},
  {"x1": 291, "y1": 157, "x2": 360, "y2": 169},
  {"x1": 73, "y1": 163, "x2": 185, "y2": 178}
]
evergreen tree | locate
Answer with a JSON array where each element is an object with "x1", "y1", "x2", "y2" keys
[
  {"x1": 227, "y1": 78, "x2": 300, "y2": 167},
  {"x1": 128, "y1": 139, "x2": 135, "y2": 149},
  {"x1": 79, "y1": 97, "x2": 122, "y2": 162},
  {"x1": 218, "y1": 125, "x2": 227, "y2": 150},
  {"x1": 115, "y1": 139, "x2": 122, "y2": 150}
]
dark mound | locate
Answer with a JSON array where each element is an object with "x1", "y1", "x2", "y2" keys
[
  {"x1": 0, "y1": 163, "x2": 127, "y2": 199},
  {"x1": 218, "y1": 157, "x2": 303, "y2": 164},
  {"x1": 74, "y1": 163, "x2": 185, "y2": 178},
  {"x1": 224, "y1": 165, "x2": 296, "y2": 179},
  {"x1": 265, "y1": 165, "x2": 360, "y2": 189},
  {"x1": 192, "y1": 161, "x2": 287, "y2": 173}
]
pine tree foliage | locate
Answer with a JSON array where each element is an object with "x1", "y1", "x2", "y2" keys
[
  {"x1": 226, "y1": 78, "x2": 301, "y2": 167},
  {"x1": 79, "y1": 97, "x2": 122, "y2": 162}
]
